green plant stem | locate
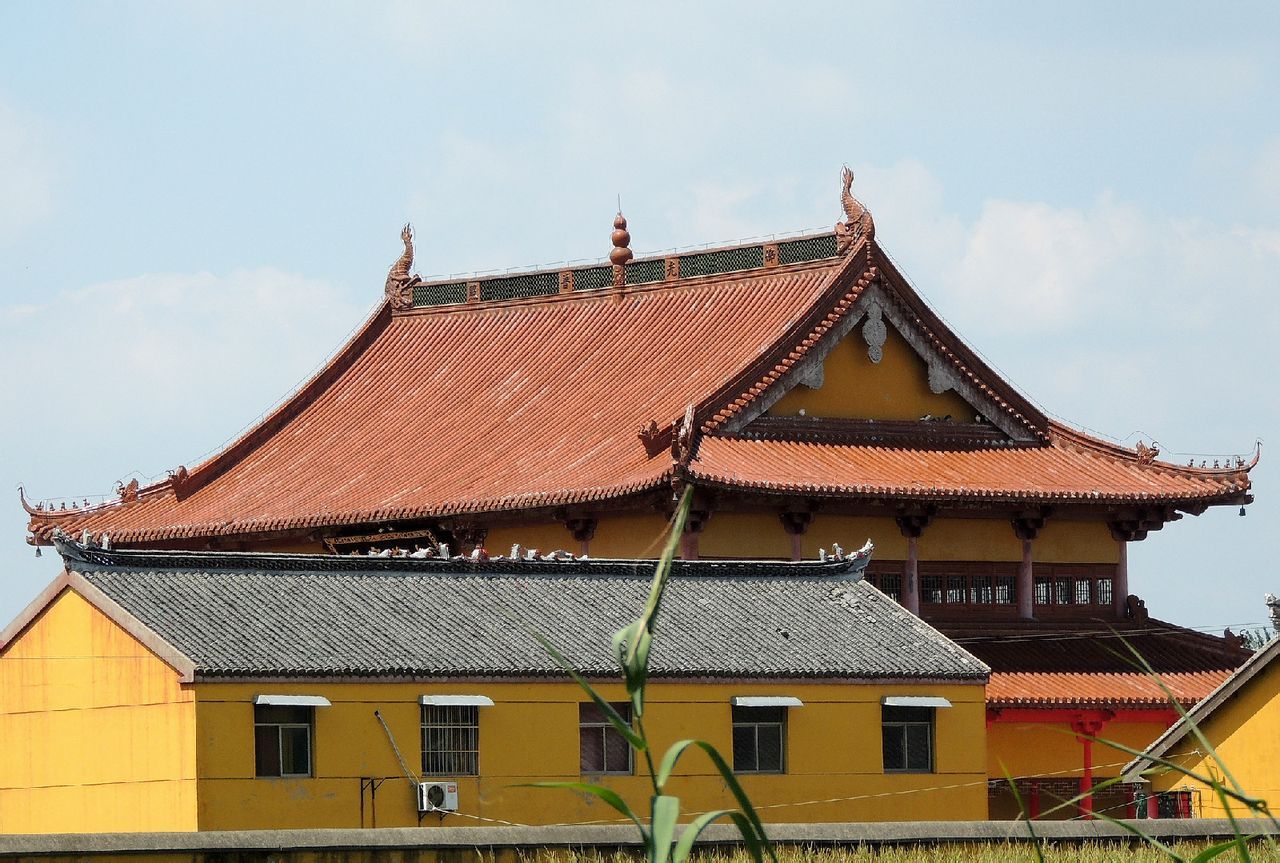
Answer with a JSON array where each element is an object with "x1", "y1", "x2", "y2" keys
[{"x1": 637, "y1": 713, "x2": 661, "y2": 796}]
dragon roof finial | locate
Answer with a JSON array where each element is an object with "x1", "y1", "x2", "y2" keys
[
  {"x1": 384, "y1": 223, "x2": 420, "y2": 311},
  {"x1": 835, "y1": 165, "x2": 874, "y2": 254}
]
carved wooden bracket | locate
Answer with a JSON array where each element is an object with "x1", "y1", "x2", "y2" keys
[
  {"x1": 565, "y1": 517, "x2": 597, "y2": 543},
  {"x1": 1109, "y1": 506, "x2": 1180, "y2": 542},
  {"x1": 895, "y1": 507, "x2": 934, "y2": 539},
  {"x1": 1012, "y1": 508, "x2": 1052, "y2": 541},
  {"x1": 779, "y1": 511, "x2": 813, "y2": 536}
]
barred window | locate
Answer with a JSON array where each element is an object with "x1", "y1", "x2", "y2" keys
[
  {"x1": 422, "y1": 705, "x2": 479, "y2": 776},
  {"x1": 1097, "y1": 578, "x2": 1113, "y2": 606},
  {"x1": 1074, "y1": 579, "x2": 1093, "y2": 605},
  {"x1": 1034, "y1": 577, "x2": 1051, "y2": 605},
  {"x1": 732, "y1": 706, "x2": 786, "y2": 774},
  {"x1": 922, "y1": 575, "x2": 944, "y2": 604},
  {"x1": 877, "y1": 573, "x2": 901, "y2": 601},
  {"x1": 580, "y1": 702, "x2": 632, "y2": 774},
  {"x1": 994, "y1": 576, "x2": 1017, "y2": 605}
]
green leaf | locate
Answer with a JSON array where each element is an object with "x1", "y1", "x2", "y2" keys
[
  {"x1": 529, "y1": 629, "x2": 645, "y2": 749},
  {"x1": 650, "y1": 795, "x2": 680, "y2": 863},
  {"x1": 672, "y1": 809, "x2": 735, "y2": 863},
  {"x1": 727, "y1": 811, "x2": 766, "y2": 863},
  {"x1": 655, "y1": 739, "x2": 776, "y2": 863},
  {"x1": 518, "y1": 781, "x2": 645, "y2": 834}
]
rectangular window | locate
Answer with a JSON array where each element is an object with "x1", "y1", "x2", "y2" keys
[
  {"x1": 580, "y1": 703, "x2": 633, "y2": 774},
  {"x1": 882, "y1": 706, "x2": 933, "y2": 773},
  {"x1": 945, "y1": 575, "x2": 966, "y2": 604},
  {"x1": 1074, "y1": 579, "x2": 1093, "y2": 605},
  {"x1": 1097, "y1": 578, "x2": 1113, "y2": 606},
  {"x1": 969, "y1": 575, "x2": 993, "y2": 604},
  {"x1": 254, "y1": 705, "x2": 312, "y2": 777},
  {"x1": 922, "y1": 575, "x2": 944, "y2": 604},
  {"x1": 1054, "y1": 577, "x2": 1072, "y2": 605},
  {"x1": 422, "y1": 705, "x2": 479, "y2": 776},
  {"x1": 1034, "y1": 577, "x2": 1051, "y2": 605},
  {"x1": 994, "y1": 576, "x2": 1017, "y2": 605},
  {"x1": 731, "y1": 706, "x2": 786, "y2": 774},
  {"x1": 878, "y1": 573, "x2": 901, "y2": 601}
]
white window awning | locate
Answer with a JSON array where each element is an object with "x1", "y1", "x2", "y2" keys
[
  {"x1": 254, "y1": 695, "x2": 332, "y2": 707},
  {"x1": 420, "y1": 695, "x2": 495, "y2": 707},
  {"x1": 730, "y1": 696, "x2": 804, "y2": 708},
  {"x1": 882, "y1": 696, "x2": 952, "y2": 708}
]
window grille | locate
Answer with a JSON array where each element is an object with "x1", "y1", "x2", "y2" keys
[
  {"x1": 572, "y1": 265, "x2": 613, "y2": 292},
  {"x1": 580, "y1": 702, "x2": 632, "y2": 774},
  {"x1": 677, "y1": 245, "x2": 765, "y2": 279},
  {"x1": 480, "y1": 272, "x2": 559, "y2": 302},
  {"x1": 970, "y1": 576, "x2": 994, "y2": 604},
  {"x1": 1097, "y1": 578, "x2": 1113, "y2": 606},
  {"x1": 777, "y1": 234, "x2": 838, "y2": 265},
  {"x1": 254, "y1": 705, "x2": 312, "y2": 778},
  {"x1": 626, "y1": 259, "x2": 665, "y2": 284},
  {"x1": 922, "y1": 575, "x2": 944, "y2": 604},
  {"x1": 994, "y1": 576, "x2": 1017, "y2": 605},
  {"x1": 732, "y1": 706, "x2": 786, "y2": 773},
  {"x1": 422, "y1": 705, "x2": 479, "y2": 776},
  {"x1": 1054, "y1": 577, "x2": 1072, "y2": 605},
  {"x1": 882, "y1": 706, "x2": 934, "y2": 772},
  {"x1": 1074, "y1": 579, "x2": 1093, "y2": 605},
  {"x1": 1034, "y1": 577, "x2": 1051, "y2": 605},
  {"x1": 413, "y1": 282, "x2": 467, "y2": 307},
  {"x1": 877, "y1": 573, "x2": 901, "y2": 601}
]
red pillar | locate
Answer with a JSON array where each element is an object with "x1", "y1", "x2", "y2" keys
[
  {"x1": 1114, "y1": 539, "x2": 1129, "y2": 620},
  {"x1": 903, "y1": 536, "x2": 920, "y2": 615},
  {"x1": 1018, "y1": 538, "x2": 1035, "y2": 619},
  {"x1": 1125, "y1": 784, "x2": 1138, "y2": 819},
  {"x1": 1146, "y1": 791, "x2": 1160, "y2": 819},
  {"x1": 1029, "y1": 780, "x2": 1041, "y2": 819},
  {"x1": 1079, "y1": 736, "x2": 1094, "y2": 819}
]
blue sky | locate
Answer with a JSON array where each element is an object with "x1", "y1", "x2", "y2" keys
[{"x1": 1, "y1": 2, "x2": 1276, "y2": 634}]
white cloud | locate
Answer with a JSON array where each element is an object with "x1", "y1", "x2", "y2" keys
[
  {"x1": 0, "y1": 268, "x2": 368, "y2": 489},
  {"x1": 0, "y1": 99, "x2": 57, "y2": 242}
]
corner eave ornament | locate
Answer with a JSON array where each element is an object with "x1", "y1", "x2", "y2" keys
[
  {"x1": 385, "y1": 223, "x2": 422, "y2": 311},
  {"x1": 835, "y1": 165, "x2": 875, "y2": 254}
]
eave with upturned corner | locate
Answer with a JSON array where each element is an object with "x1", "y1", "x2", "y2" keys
[{"x1": 19, "y1": 168, "x2": 1257, "y2": 559}]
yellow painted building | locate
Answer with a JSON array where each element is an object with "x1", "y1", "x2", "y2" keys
[
  {"x1": 1123, "y1": 637, "x2": 1280, "y2": 818},
  {"x1": 0, "y1": 539, "x2": 989, "y2": 833}
]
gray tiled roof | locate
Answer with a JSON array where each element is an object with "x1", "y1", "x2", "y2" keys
[{"x1": 69, "y1": 551, "x2": 988, "y2": 682}]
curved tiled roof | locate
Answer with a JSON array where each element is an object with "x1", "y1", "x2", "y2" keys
[
  {"x1": 986, "y1": 671, "x2": 1232, "y2": 709},
  {"x1": 23, "y1": 232, "x2": 1254, "y2": 547},
  {"x1": 27, "y1": 545, "x2": 989, "y2": 681},
  {"x1": 689, "y1": 430, "x2": 1251, "y2": 505}
]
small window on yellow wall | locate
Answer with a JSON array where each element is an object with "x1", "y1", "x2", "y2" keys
[{"x1": 254, "y1": 705, "x2": 312, "y2": 777}]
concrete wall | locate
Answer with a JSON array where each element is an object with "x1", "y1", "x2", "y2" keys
[
  {"x1": 192, "y1": 680, "x2": 987, "y2": 831},
  {"x1": 1152, "y1": 659, "x2": 1280, "y2": 817},
  {"x1": 0, "y1": 589, "x2": 197, "y2": 833}
]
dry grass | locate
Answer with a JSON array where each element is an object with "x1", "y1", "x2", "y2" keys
[{"x1": 516, "y1": 843, "x2": 1280, "y2": 863}]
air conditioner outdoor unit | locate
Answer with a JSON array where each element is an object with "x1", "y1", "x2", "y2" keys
[{"x1": 417, "y1": 779, "x2": 459, "y2": 813}]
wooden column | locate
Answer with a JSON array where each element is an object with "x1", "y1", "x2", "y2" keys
[
  {"x1": 1114, "y1": 538, "x2": 1129, "y2": 620},
  {"x1": 1071, "y1": 713, "x2": 1108, "y2": 821},
  {"x1": 565, "y1": 517, "x2": 597, "y2": 559},
  {"x1": 895, "y1": 512, "x2": 932, "y2": 616},
  {"x1": 1012, "y1": 511, "x2": 1048, "y2": 621},
  {"x1": 779, "y1": 511, "x2": 813, "y2": 562},
  {"x1": 681, "y1": 508, "x2": 711, "y2": 561}
]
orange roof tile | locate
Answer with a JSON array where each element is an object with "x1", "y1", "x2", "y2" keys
[
  {"x1": 987, "y1": 670, "x2": 1232, "y2": 708},
  {"x1": 23, "y1": 235, "x2": 1254, "y2": 547},
  {"x1": 689, "y1": 431, "x2": 1252, "y2": 505}
]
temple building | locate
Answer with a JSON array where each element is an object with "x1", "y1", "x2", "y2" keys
[{"x1": 15, "y1": 168, "x2": 1257, "y2": 820}]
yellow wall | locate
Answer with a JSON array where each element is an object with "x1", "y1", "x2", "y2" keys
[
  {"x1": 1032, "y1": 522, "x2": 1119, "y2": 564},
  {"x1": 1150, "y1": 660, "x2": 1280, "y2": 817},
  {"x1": 486, "y1": 522, "x2": 578, "y2": 557},
  {"x1": 191, "y1": 680, "x2": 987, "y2": 830},
  {"x1": 584, "y1": 513, "x2": 674, "y2": 558},
  {"x1": 767, "y1": 322, "x2": 973, "y2": 422},
  {"x1": 699, "y1": 513, "x2": 793, "y2": 559},
  {"x1": 0, "y1": 589, "x2": 197, "y2": 833},
  {"x1": 989, "y1": 720, "x2": 1169, "y2": 780}
]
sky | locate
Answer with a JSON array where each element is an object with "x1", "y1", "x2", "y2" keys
[{"x1": 1, "y1": 2, "x2": 1277, "y2": 635}]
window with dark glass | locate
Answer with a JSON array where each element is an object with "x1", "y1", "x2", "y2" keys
[
  {"x1": 580, "y1": 702, "x2": 632, "y2": 774},
  {"x1": 732, "y1": 706, "x2": 786, "y2": 774},
  {"x1": 882, "y1": 706, "x2": 933, "y2": 772},
  {"x1": 254, "y1": 705, "x2": 312, "y2": 777},
  {"x1": 422, "y1": 705, "x2": 479, "y2": 776}
]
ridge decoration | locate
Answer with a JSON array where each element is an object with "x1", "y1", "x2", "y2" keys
[
  {"x1": 384, "y1": 223, "x2": 422, "y2": 311},
  {"x1": 835, "y1": 165, "x2": 875, "y2": 254}
]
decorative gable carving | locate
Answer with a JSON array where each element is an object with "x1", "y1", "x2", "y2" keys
[{"x1": 723, "y1": 281, "x2": 1038, "y2": 444}]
